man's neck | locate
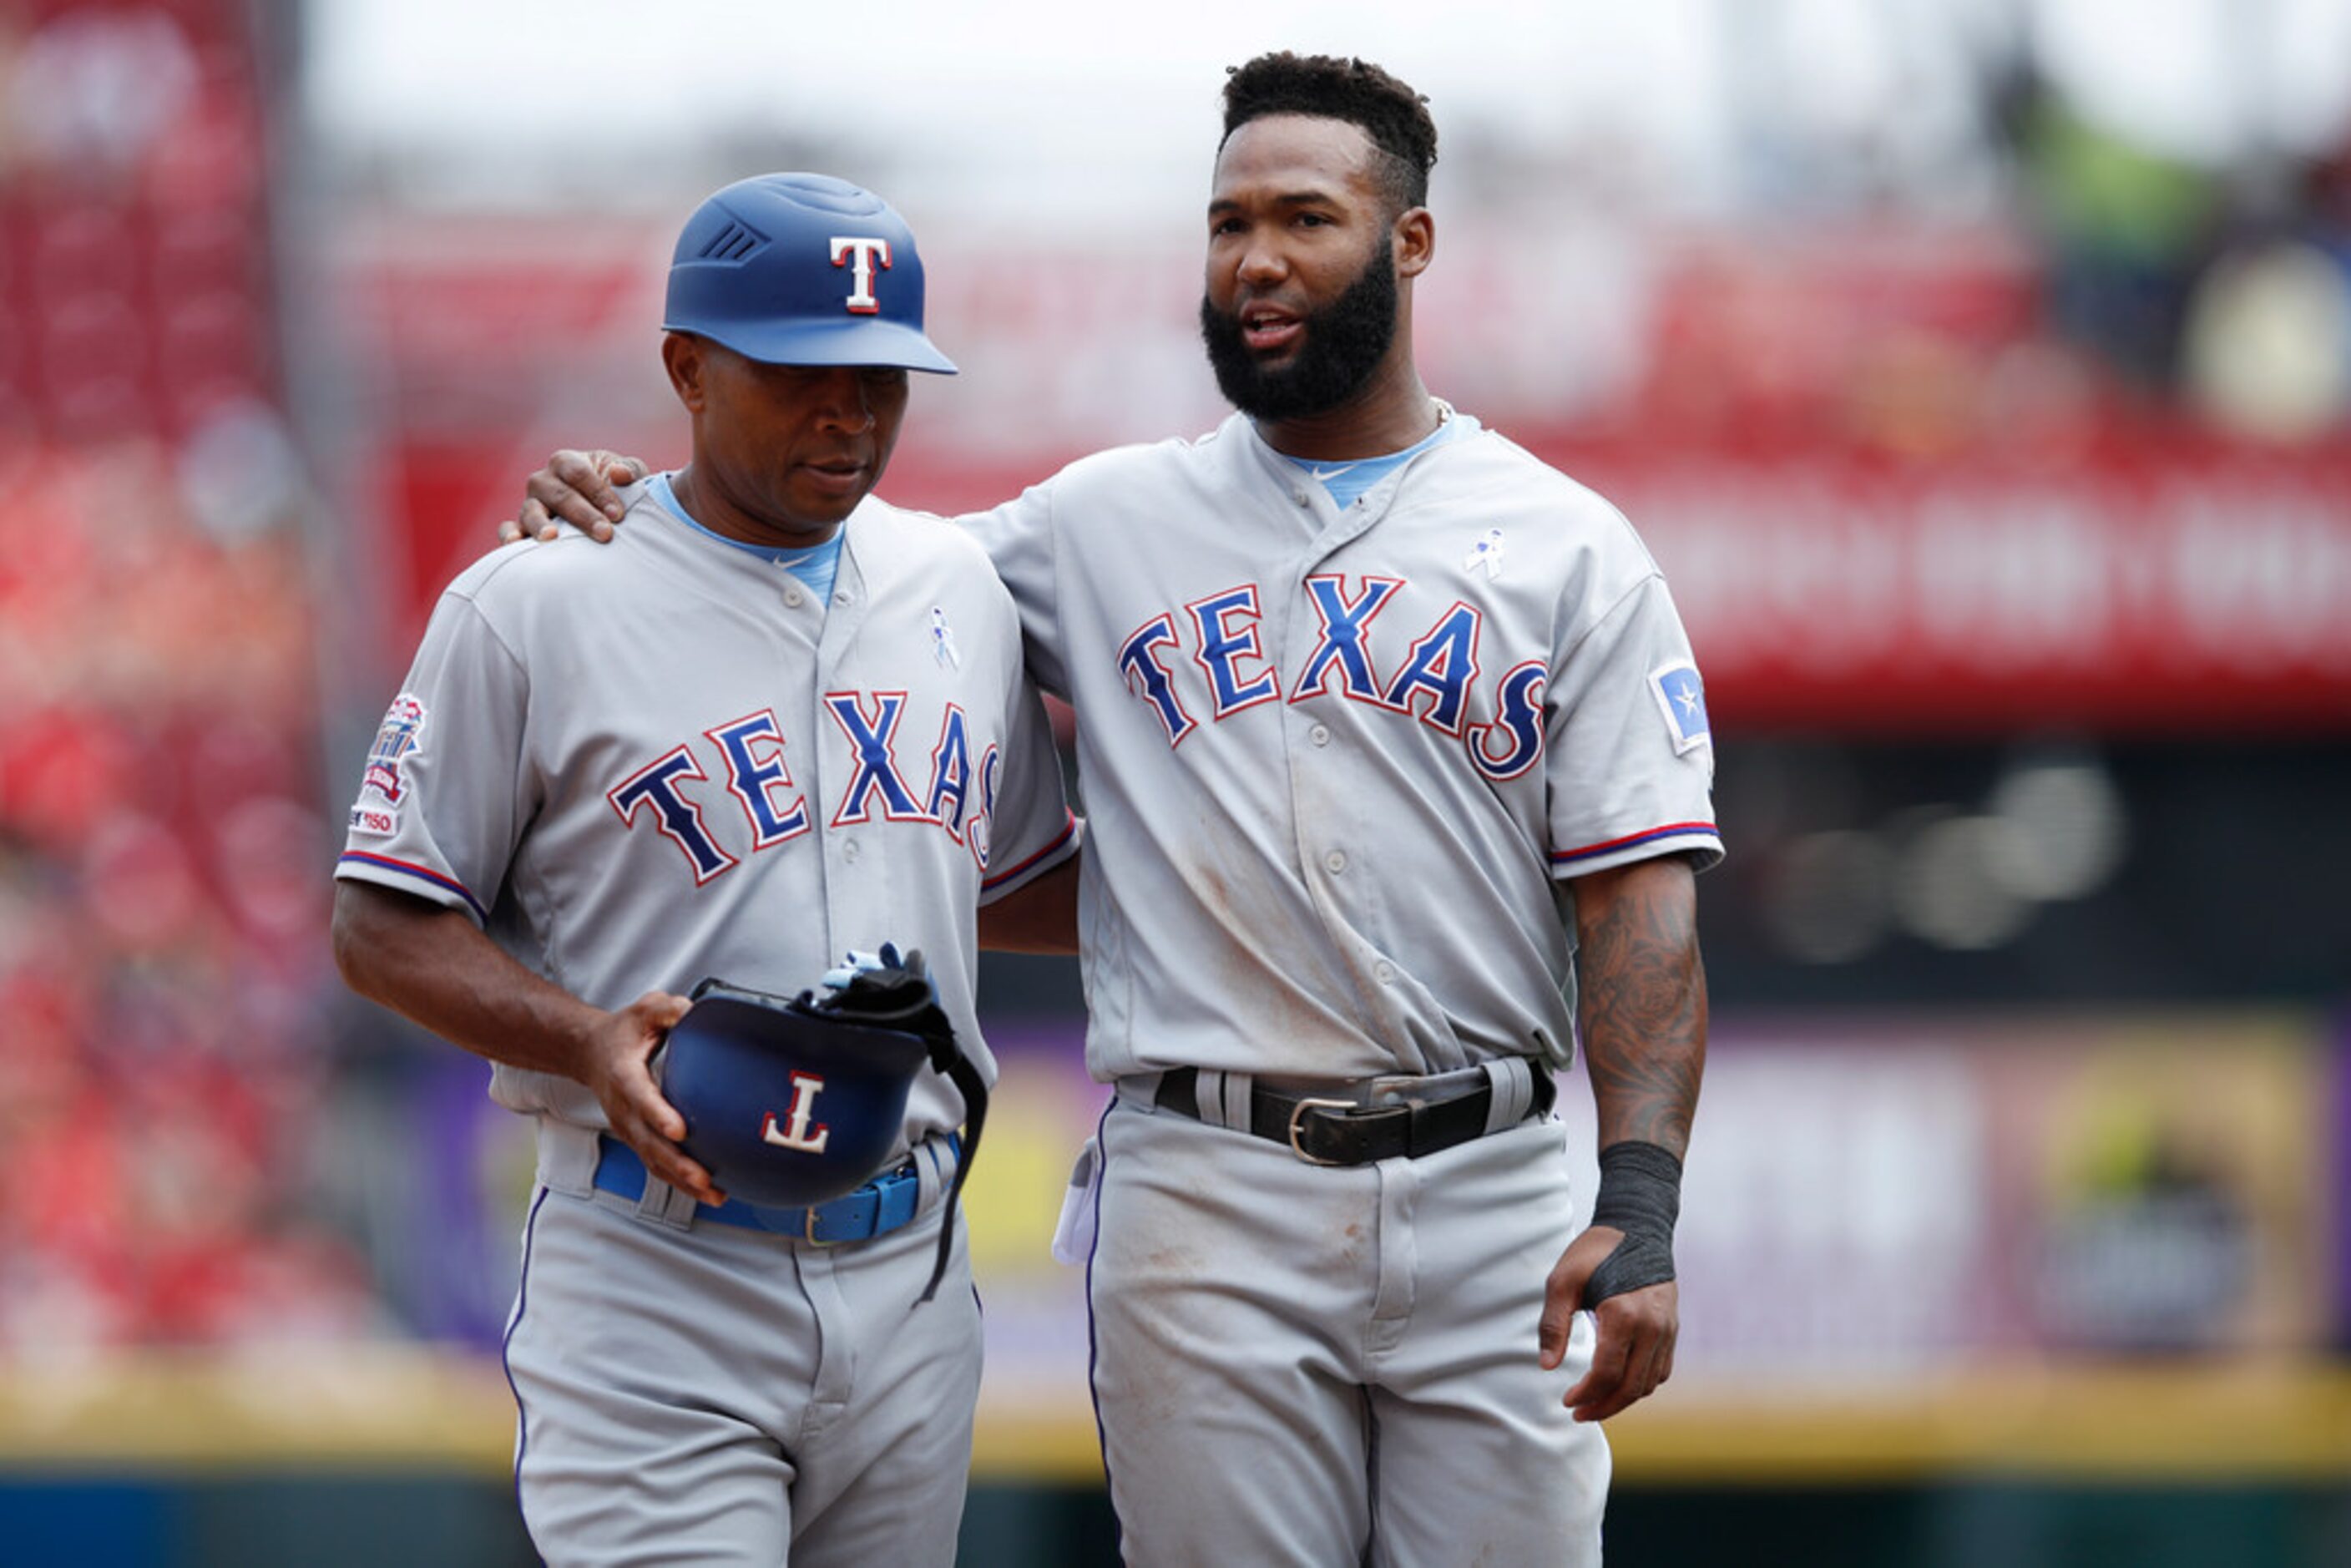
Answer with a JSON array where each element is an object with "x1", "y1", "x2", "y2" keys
[
  {"x1": 670, "y1": 463, "x2": 842, "y2": 551},
  {"x1": 1253, "y1": 353, "x2": 1441, "y2": 463}
]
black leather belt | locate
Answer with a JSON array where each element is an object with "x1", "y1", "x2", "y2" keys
[{"x1": 1153, "y1": 1064, "x2": 1554, "y2": 1166}]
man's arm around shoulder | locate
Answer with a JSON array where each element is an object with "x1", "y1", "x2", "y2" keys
[{"x1": 978, "y1": 852, "x2": 1080, "y2": 954}]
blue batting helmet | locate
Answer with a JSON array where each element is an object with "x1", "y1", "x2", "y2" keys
[
  {"x1": 663, "y1": 173, "x2": 957, "y2": 374},
  {"x1": 661, "y1": 979, "x2": 933, "y2": 1209}
]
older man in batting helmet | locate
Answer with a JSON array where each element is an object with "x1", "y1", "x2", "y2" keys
[{"x1": 333, "y1": 172, "x2": 1080, "y2": 1566}]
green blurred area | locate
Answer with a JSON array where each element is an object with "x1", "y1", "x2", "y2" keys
[
  {"x1": 2, "y1": 1474, "x2": 2346, "y2": 1568},
  {"x1": 8, "y1": 1348, "x2": 2351, "y2": 1565}
]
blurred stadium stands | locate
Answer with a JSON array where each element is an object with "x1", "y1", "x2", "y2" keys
[{"x1": 2, "y1": 1, "x2": 2348, "y2": 1563}]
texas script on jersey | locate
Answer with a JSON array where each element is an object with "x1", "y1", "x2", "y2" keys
[
  {"x1": 1116, "y1": 574, "x2": 1550, "y2": 780},
  {"x1": 603, "y1": 693, "x2": 1011, "y2": 885}
]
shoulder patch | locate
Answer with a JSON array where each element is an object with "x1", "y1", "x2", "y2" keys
[
  {"x1": 361, "y1": 693, "x2": 427, "y2": 804},
  {"x1": 1648, "y1": 662, "x2": 1711, "y2": 754}
]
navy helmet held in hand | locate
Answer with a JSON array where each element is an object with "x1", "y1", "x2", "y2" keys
[
  {"x1": 661, "y1": 979, "x2": 932, "y2": 1210},
  {"x1": 661, "y1": 947, "x2": 990, "y2": 1303}
]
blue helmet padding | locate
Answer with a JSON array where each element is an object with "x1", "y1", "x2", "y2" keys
[
  {"x1": 664, "y1": 172, "x2": 957, "y2": 375},
  {"x1": 662, "y1": 984, "x2": 931, "y2": 1209}
]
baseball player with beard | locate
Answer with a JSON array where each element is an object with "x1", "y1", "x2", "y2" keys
[
  {"x1": 518, "y1": 53, "x2": 1716, "y2": 1566},
  {"x1": 337, "y1": 173, "x2": 1079, "y2": 1566}
]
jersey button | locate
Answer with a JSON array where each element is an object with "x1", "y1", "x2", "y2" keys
[
  {"x1": 1323, "y1": 849, "x2": 1347, "y2": 875},
  {"x1": 1309, "y1": 723, "x2": 1331, "y2": 746},
  {"x1": 784, "y1": 585, "x2": 806, "y2": 608},
  {"x1": 835, "y1": 590, "x2": 853, "y2": 604},
  {"x1": 842, "y1": 839, "x2": 862, "y2": 863},
  {"x1": 1374, "y1": 961, "x2": 1396, "y2": 984}
]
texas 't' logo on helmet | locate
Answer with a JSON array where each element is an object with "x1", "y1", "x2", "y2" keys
[{"x1": 828, "y1": 235, "x2": 892, "y2": 315}]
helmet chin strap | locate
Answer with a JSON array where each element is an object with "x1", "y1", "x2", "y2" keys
[
  {"x1": 921, "y1": 1045, "x2": 988, "y2": 1305},
  {"x1": 798, "y1": 945, "x2": 986, "y2": 1306}
]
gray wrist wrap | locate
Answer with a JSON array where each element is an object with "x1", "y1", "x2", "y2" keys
[{"x1": 1581, "y1": 1141, "x2": 1683, "y2": 1308}]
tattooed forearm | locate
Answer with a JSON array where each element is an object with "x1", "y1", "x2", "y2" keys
[{"x1": 1573, "y1": 855, "x2": 1708, "y2": 1157}]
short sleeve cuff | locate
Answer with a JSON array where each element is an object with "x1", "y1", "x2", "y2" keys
[
  {"x1": 336, "y1": 851, "x2": 489, "y2": 924},
  {"x1": 978, "y1": 812, "x2": 1082, "y2": 904},
  {"x1": 1550, "y1": 822, "x2": 1724, "y2": 880}
]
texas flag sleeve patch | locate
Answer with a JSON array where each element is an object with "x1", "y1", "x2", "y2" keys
[{"x1": 1649, "y1": 661, "x2": 1711, "y2": 755}]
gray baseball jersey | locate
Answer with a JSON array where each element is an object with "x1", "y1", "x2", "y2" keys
[
  {"x1": 964, "y1": 407, "x2": 1718, "y2": 1565},
  {"x1": 968, "y1": 407, "x2": 1720, "y2": 1081},
  {"x1": 336, "y1": 483, "x2": 1076, "y2": 1565}
]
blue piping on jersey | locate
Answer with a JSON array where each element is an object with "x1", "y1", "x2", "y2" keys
[
  {"x1": 1548, "y1": 822, "x2": 1720, "y2": 867},
  {"x1": 339, "y1": 850, "x2": 488, "y2": 923},
  {"x1": 1081, "y1": 1098, "x2": 1124, "y2": 1560},
  {"x1": 982, "y1": 811, "x2": 1079, "y2": 893},
  {"x1": 503, "y1": 1185, "x2": 552, "y2": 1562}
]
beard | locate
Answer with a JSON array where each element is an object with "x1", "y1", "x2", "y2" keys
[{"x1": 1198, "y1": 237, "x2": 1399, "y2": 422}]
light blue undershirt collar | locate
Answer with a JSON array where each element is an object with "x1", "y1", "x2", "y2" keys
[
  {"x1": 652, "y1": 471, "x2": 843, "y2": 600},
  {"x1": 1275, "y1": 406, "x2": 1474, "y2": 510}
]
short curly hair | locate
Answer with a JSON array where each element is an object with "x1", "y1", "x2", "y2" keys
[{"x1": 1219, "y1": 51, "x2": 1438, "y2": 214}]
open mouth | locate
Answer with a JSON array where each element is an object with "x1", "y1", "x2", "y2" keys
[{"x1": 1241, "y1": 304, "x2": 1303, "y2": 355}]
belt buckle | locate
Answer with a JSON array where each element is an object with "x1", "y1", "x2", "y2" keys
[
  {"x1": 1286, "y1": 1097, "x2": 1358, "y2": 1166},
  {"x1": 801, "y1": 1165, "x2": 902, "y2": 1246}
]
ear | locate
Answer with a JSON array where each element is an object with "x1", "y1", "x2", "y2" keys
[
  {"x1": 662, "y1": 331, "x2": 706, "y2": 412},
  {"x1": 1393, "y1": 206, "x2": 1435, "y2": 281}
]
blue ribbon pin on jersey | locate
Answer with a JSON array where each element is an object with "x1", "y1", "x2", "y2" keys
[{"x1": 1464, "y1": 528, "x2": 1505, "y2": 579}]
